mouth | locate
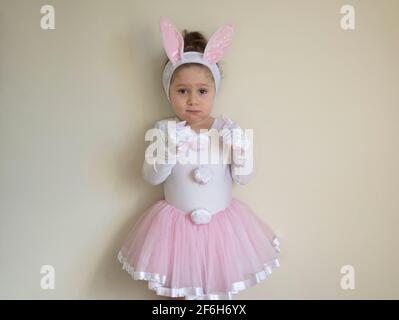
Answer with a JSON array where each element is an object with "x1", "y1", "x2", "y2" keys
[{"x1": 187, "y1": 110, "x2": 201, "y2": 114}]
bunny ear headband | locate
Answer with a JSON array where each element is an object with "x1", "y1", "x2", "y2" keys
[{"x1": 159, "y1": 16, "x2": 234, "y2": 101}]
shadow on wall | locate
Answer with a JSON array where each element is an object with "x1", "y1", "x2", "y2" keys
[
  {"x1": 84, "y1": 131, "x2": 165, "y2": 299},
  {"x1": 86, "y1": 199, "x2": 166, "y2": 300},
  {"x1": 83, "y1": 122, "x2": 168, "y2": 298},
  {"x1": 85, "y1": 24, "x2": 173, "y2": 300}
]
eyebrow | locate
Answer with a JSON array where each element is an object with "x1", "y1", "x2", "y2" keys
[{"x1": 174, "y1": 83, "x2": 210, "y2": 87}]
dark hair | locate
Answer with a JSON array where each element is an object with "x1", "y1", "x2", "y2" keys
[{"x1": 163, "y1": 29, "x2": 223, "y2": 80}]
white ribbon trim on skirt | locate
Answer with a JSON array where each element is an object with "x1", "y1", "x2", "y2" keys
[{"x1": 117, "y1": 237, "x2": 281, "y2": 300}]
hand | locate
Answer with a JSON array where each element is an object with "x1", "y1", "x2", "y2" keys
[
  {"x1": 168, "y1": 120, "x2": 193, "y2": 148},
  {"x1": 220, "y1": 115, "x2": 250, "y2": 167},
  {"x1": 157, "y1": 119, "x2": 195, "y2": 162},
  {"x1": 221, "y1": 115, "x2": 249, "y2": 150}
]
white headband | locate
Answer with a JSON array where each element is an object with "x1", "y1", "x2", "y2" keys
[{"x1": 159, "y1": 17, "x2": 234, "y2": 102}]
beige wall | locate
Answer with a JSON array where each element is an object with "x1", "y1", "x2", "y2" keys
[{"x1": 1, "y1": 0, "x2": 398, "y2": 299}]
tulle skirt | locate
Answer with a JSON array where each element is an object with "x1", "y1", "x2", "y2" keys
[{"x1": 117, "y1": 198, "x2": 281, "y2": 300}]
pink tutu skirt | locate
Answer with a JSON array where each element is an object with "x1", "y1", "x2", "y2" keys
[{"x1": 117, "y1": 198, "x2": 281, "y2": 300}]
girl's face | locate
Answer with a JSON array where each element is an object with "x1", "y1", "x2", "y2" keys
[{"x1": 169, "y1": 65, "x2": 216, "y2": 126}]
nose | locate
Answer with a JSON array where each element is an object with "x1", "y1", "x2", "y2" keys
[{"x1": 187, "y1": 93, "x2": 198, "y2": 105}]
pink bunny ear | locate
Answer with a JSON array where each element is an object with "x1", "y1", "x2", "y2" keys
[
  {"x1": 159, "y1": 17, "x2": 184, "y2": 65},
  {"x1": 204, "y1": 22, "x2": 234, "y2": 64}
]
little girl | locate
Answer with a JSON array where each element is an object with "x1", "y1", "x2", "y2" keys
[{"x1": 117, "y1": 17, "x2": 281, "y2": 300}]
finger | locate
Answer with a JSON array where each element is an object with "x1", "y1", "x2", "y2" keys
[{"x1": 222, "y1": 114, "x2": 233, "y2": 125}]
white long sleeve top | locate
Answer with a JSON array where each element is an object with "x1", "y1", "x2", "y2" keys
[{"x1": 142, "y1": 115, "x2": 253, "y2": 214}]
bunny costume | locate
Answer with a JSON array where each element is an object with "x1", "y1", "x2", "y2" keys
[{"x1": 117, "y1": 17, "x2": 280, "y2": 300}]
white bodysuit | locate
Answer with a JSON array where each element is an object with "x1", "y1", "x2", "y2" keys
[{"x1": 142, "y1": 115, "x2": 252, "y2": 215}]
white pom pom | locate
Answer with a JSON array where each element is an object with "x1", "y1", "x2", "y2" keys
[
  {"x1": 190, "y1": 208, "x2": 212, "y2": 224},
  {"x1": 193, "y1": 166, "x2": 213, "y2": 184}
]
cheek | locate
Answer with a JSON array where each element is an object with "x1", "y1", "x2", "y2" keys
[
  {"x1": 204, "y1": 94, "x2": 215, "y2": 107},
  {"x1": 170, "y1": 95, "x2": 183, "y2": 107},
  {"x1": 175, "y1": 98, "x2": 186, "y2": 109},
  {"x1": 171, "y1": 99, "x2": 186, "y2": 114}
]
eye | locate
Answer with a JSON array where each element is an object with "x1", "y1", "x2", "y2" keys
[
  {"x1": 177, "y1": 89, "x2": 187, "y2": 94},
  {"x1": 199, "y1": 88, "x2": 208, "y2": 95}
]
